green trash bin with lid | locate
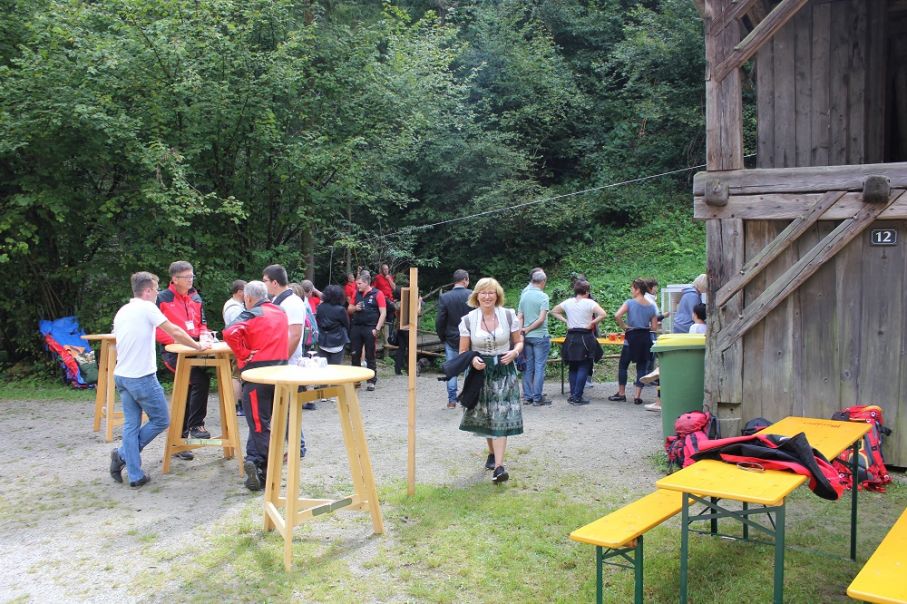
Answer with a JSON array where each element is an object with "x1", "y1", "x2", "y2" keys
[{"x1": 650, "y1": 333, "x2": 706, "y2": 440}]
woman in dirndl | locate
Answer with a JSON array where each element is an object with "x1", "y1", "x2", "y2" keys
[{"x1": 458, "y1": 277, "x2": 524, "y2": 483}]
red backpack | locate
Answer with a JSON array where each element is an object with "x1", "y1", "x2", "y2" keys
[
  {"x1": 831, "y1": 405, "x2": 892, "y2": 492},
  {"x1": 665, "y1": 410, "x2": 719, "y2": 472}
]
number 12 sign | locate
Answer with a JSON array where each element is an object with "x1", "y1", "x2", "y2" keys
[{"x1": 870, "y1": 229, "x2": 897, "y2": 246}]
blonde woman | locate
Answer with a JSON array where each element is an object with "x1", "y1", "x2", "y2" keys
[{"x1": 458, "y1": 277, "x2": 524, "y2": 483}]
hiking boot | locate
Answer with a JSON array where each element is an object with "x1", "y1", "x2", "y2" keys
[
  {"x1": 173, "y1": 451, "x2": 194, "y2": 461},
  {"x1": 484, "y1": 453, "x2": 495, "y2": 471},
  {"x1": 129, "y1": 474, "x2": 150, "y2": 488},
  {"x1": 492, "y1": 465, "x2": 509, "y2": 483},
  {"x1": 244, "y1": 460, "x2": 262, "y2": 491},
  {"x1": 607, "y1": 393, "x2": 626, "y2": 402},
  {"x1": 109, "y1": 449, "x2": 125, "y2": 483},
  {"x1": 189, "y1": 425, "x2": 211, "y2": 439}
]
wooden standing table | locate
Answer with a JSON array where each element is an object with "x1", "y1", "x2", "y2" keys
[
  {"x1": 241, "y1": 364, "x2": 383, "y2": 571},
  {"x1": 85, "y1": 333, "x2": 121, "y2": 442},
  {"x1": 161, "y1": 342, "x2": 243, "y2": 475}
]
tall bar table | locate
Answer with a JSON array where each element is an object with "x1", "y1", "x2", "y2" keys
[
  {"x1": 84, "y1": 333, "x2": 121, "y2": 442},
  {"x1": 241, "y1": 364, "x2": 383, "y2": 571}
]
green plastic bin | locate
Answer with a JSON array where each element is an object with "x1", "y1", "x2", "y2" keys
[{"x1": 650, "y1": 333, "x2": 706, "y2": 440}]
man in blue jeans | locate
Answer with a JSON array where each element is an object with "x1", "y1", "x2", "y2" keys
[
  {"x1": 518, "y1": 270, "x2": 551, "y2": 405},
  {"x1": 435, "y1": 270, "x2": 471, "y2": 408},
  {"x1": 109, "y1": 272, "x2": 208, "y2": 488}
]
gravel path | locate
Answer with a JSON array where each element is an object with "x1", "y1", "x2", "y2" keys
[{"x1": 0, "y1": 370, "x2": 664, "y2": 602}]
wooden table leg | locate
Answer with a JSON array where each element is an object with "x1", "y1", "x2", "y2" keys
[
  {"x1": 264, "y1": 384, "x2": 289, "y2": 533},
  {"x1": 162, "y1": 354, "x2": 190, "y2": 474},
  {"x1": 104, "y1": 344, "x2": 118, "y2": 442},
  {"x1": 92, "y1": 340, "x2": 109, "y2": 433},
  {"x1": 341, "y1": 383, "x2": 384, "y2": 534},
  {"x1": 283, "y1": 390, "x2": 304, "y2": 570}
]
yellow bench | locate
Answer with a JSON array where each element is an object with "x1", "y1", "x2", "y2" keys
[
  {"x1": 570, "y1": 489, "x2": 686, "y2": 604},
  {"x1": 847, "y1": 506, "x2": 907, "y2": 604}
]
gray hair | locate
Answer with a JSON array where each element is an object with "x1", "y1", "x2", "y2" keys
[
  {"x1": 131, "y1": 272, "x2": 159, "y2": 296},
  {"x1": 358, "y1": 270, "x2": 371, "y2": 283},
  {"x1": 301, "y1": 280, "x2": 315, "y2": 293},
  {"x1": 530, "y1": 270, "x2": 546, "y2": 284},
  {"x1": 452, "y1": 269, "x2": 469, "y2": 283},
  {"x1": 169, "y1": 260, "x2": 193, "y2": 276},
  {"x1": 244, "y1": 280, "x2": 268, "y2": 303}
]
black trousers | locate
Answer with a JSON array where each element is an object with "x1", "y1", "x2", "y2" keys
[
  {"x1": 349, "y1": 324, "x2": 378, "y2": 383},
  {"x1": 241, "y1": 381, "x2": 274, "y2": 470},
  {"x1": 162, "y1": 351, "x2": 210, "y2": 432},
  {"x1": 394, "y1": 328, "x2": 409, "y2": 374}
]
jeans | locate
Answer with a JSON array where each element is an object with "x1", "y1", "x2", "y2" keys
[
  {"x1": 522, "y1": 336, "x2": 550, "y2": 402},
  {"x1": 444, "y1": 343, "x2": 459, "y2": 402},
  {"x1": 568, "y1": 360, "x2": 593, "y2": 400},
  {"x1": 115, "y1": 374, "x2": 170, "y2": 483}
]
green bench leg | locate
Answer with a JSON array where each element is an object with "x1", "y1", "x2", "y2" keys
[{"x1": 595, "y1": 536, "x2": 644, "y2": 604}]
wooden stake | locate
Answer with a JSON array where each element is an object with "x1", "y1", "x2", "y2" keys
[{"x1": 407, "y1": 267, "x2": 419, "y2": 496}]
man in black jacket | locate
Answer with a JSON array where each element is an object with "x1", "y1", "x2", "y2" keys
[{"x1": 435, "y1": 270, "x2": 471, "y2": 408}]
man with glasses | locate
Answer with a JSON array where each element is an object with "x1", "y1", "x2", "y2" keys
[
  {"x1": 110, "y1": 272, "x2": 208, "y2": 487},
  {"x1": 156, "y1": 260, "x2": 212, "y2": 458}
]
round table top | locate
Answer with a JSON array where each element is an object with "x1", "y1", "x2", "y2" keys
[
  {"x1": 165, "y1": 341, "x2": 232, "y2": 355},
  {"x1": 242, "y1": 364, "x2": 374, "y2": 386},
  {"x1": 84, "y1": 333, "x2": 115, "y2": 341}
]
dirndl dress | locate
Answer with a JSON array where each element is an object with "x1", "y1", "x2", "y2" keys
[{"x1": 459, "y1": 354, "x2": 523, "y2": 438}]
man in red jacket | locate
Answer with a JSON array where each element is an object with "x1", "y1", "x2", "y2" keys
[
  {"x1": 156, "y1": 260, "x2": 211, "y2": 457},
  {"x1": 223, "y1": 280, "x2": 289, "y2": 491}
]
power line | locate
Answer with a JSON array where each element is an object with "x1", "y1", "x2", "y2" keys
[{"x1": 386, "y1": 154, "x2": 755, "y2": 238}]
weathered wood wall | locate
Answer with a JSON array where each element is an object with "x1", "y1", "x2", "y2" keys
[
  {"x1": 738, "y1": 218, "x2": 907, "y2": 466},
  {"x1": 756, "y1": 0, "x2": 888, "y2": 168}
]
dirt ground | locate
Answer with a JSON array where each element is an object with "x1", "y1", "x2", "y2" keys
[{"x1": 0, "y1": 369, "x2": 666, "y2": 602}]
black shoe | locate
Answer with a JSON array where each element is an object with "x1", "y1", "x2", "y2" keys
[
  {"x1": 244, "y1": 460, "x2": 262, "y2": 491},
  {"x1": 303, "y1": 402, "x2": 317, "y2": 410},
  {"x1": 566, "y1": 396, "x2": 576, "y2": 404},
  {"x1": 129, "y1": 474, "x2": 150, "y2": 488},
  {"x1": 634, "y1": 398, "x2": 644, "y2": 405},
  {"x1": 523, "y1": 399, "x2": 533, "y2": 406},
  {"x1": 607, "y1": 394, "x2": 627, "y2": 402},
  {"x1": 366, "y1": 383, "x2": 375, "y2": 391},
  {"x1": 492, "y1": 465, "x2": 509, "y2": 483},
  {"x1": 109, "y1": 449, "x2": 125, "y2": 483},
  {"x1": 189, "y1": 425, "x2": 211, "y2": 439},
  {"x1": 484, "y1": 453, "x2": 495, "y2": 470},
  {"x1": 571, "y1": 398, "x2": 591, "y2": 406},
  {"x1": 173, "y1": 451, "x2": 194, "y2": 461},
  {"x1": 534, "y1": 395, "x2": 552, "y2": 406}
]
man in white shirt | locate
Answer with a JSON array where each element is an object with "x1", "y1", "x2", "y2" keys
[
  {"x1": 262, "y1": 264, "x2": 311, "y2": 455},
  {"x1": 222, "y1": 279, "x2": 246, "y2": 326},
  {"x1": 109, "y1": 272, "x2": 208, "y2": 487}
]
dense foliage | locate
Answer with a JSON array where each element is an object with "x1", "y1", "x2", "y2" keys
[{"x1": 0, "y1": 0, "x2": 707, "y2": 364}]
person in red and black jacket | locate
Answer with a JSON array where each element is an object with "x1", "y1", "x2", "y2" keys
[
  {"x1": 156, "y1": 260, "x2": 211, "y2": 455},
  {"x1": 348, "y1": 270, "x2": 386, "y2": 391},
  {"x1": 222, "y1": 280, "x2": 289, "y2": 491}
]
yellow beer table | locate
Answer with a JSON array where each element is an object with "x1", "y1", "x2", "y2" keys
[
  {"x1": 161, "y1": 342, "x2": 243, "y2": 475},
  {"x1": 85, "y1": 333, "x2": 121, "y2": 442},
  {"x1": 241, "y1": 364, "x2": 384, "y2": 571}
]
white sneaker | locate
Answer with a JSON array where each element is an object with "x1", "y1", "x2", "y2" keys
[
  {"x1": 640, "y1": 369, "x2": 660, "y2": 384},
  {"x1": 644, "y1": 402, "x2": 661, "y2": 412}
]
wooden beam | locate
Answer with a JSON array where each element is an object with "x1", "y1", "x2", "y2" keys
[
  {"x1": 712, "y1": 0, "x2": 811, "y2": 84},
  {"x1": 712, "y1": 0, "x2": 759, "y2": 34},
  {"x1": 692, "y1": 162, "x2": 907, "y2": 196},
  {"x1": 705, "y1": 0, "x2": 744, "y2": 170},
  {"x1": 715, "y1": 191, "x2": 846, "y2": 307},
  {"x1": 694, "y1": 191, "x2": 907, "y2": 220},
  {"x1": 715, "y1": 189, "x2": 906, "y2": 351}
]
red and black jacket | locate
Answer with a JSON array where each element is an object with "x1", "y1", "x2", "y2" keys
[
  {"x1": 156, "y1": 283, "x2": 207, "y2": 345},
  {"x1": 223, "y1": 301, "x2": 289, "y2": 369}
]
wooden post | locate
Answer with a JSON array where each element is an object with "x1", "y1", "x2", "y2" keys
[
  {"x1": 407, "y1": 267, "x2": 419, "y2": 496},
  {"x1": 704, "y1": 0, "x2": 745, "y2": 425}
]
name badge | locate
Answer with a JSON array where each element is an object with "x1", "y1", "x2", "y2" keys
[{"x1": 185, "y1": 320, "x2": 195, "y2": 331}]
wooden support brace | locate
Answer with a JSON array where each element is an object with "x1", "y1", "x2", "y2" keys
[
  {"x1": 712, "y1": 0, "x2": 760, "y2": 35},
  {"x1": 711, "y1": 0, "x2": 811, "y2": 83},
  {"x1": 715, "y1": 191, "x2": 846, "y2": 307},
  {"x1": 716, "y1": 189, "x2": 906, "y2": 351}
]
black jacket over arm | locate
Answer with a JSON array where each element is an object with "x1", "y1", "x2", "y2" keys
[{"x1": 435, "y1": 286, "x2": 472, "y2": 348}]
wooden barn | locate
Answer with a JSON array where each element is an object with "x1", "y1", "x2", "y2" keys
[{"x1": 692, "y1": 0, "x2": 907, "y2": 465}]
